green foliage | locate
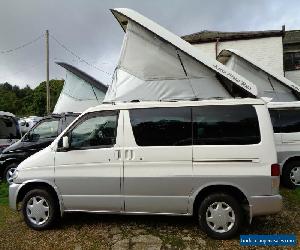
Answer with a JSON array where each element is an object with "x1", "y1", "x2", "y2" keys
[
  {"x1": 0, "y1": 80, "x2": 64, "y2": 116},
  {"x1": 0, "y1": 182, "x2": 8, "y2": 206}
]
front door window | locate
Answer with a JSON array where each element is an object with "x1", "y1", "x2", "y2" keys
[{"x1": 69, "y1": 111, "x2": 118, "y2": 149}]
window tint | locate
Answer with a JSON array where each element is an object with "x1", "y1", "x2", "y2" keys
[
  {"x1": 70, "y1": 111, "x2": 118, "y2": 149},
  {"x1": 129, "y1": 107, "x2": 192, "y2": 146},
  {"x1": 30, "y1": 119, "x2": 59, "y2": 140},
  {"x1": 278, "y1": 109, "x2": 300, "y2": 133},
  {"x1": 0, "y1": 117, "x2": 20, "y2": 139},
  {"x1": 269, "y1": 109, "x2": 281, "y2": 133},
  {"x1": 193, "y1": 105, "x2": 260, "y2": 145}
]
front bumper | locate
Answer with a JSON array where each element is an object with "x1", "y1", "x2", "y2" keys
[
  {"x1": 9, "y1": 183, "x2": 22, "y2": 210},
  {"x1": 249, "y1": 194, "x2": 282, "y2": 218}
]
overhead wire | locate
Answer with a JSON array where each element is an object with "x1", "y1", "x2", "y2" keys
[
  {"x1": 0, "y1": 34, "x2": 44, "y2": 54},
  {"x1": 50, "y1": 34, "x2": 112, "y2": 77},
  {"x1": 0, "y1": 32, "x2": 113, "y2": 84}
]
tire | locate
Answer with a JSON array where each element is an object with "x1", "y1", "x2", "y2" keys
[
  {"x1": 22, "y1": 189, "x2": 59, "y2": 230},
  {"x1": 281, "y1": 161, "x2": 300, "y2": 189},
  {"x1": 4, "y1": 163, "x2": 18, "y2": 185},
  {"x1": 198, "y1": 193, "x2": 243, "y2": 240}
]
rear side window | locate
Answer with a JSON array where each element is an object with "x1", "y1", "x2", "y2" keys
[
  {"x1": 278, "y1": 109, "x2": 300, "y2": 133},
  {"x1": 269, "y1": 109, "x2": 281, "y2": 133},
  {"x1": 192, "y1": 105, "x2": 260, "y2": 145},
  {"x1": 129, "y1": 107, "x2": 192, "y2": 146}
]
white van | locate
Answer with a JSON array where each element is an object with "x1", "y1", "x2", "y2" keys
[
  {"x1": 268, "y1": 102, "x2": 300, "y2": 189},
  {"x1": 9, "y1": 99, "x2": 282, "y2": 239}
]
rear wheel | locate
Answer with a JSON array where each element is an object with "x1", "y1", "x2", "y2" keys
[
  {"x1": 4, "y1": 163, "x2": 18, "y2": 185},
  {"x1": 282, "y1": 161, "x2": 300, "y2": 189},
  {"x1": 198, "y1": 193, "x2": 243, "y2": 239},
  {"x1": 22, "y1": 189, "x2": 59, "y2": 230}
]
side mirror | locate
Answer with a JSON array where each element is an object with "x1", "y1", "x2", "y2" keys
[{"x1": 62, "y1": 136, "x2": 69, "y2": 149}]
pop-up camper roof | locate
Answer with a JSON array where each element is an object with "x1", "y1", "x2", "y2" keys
[
  {"x1": 104, "y1": 8, "x2": 258, "y2": 102},
  {"x1": 53, "y1": 62, "x2": 108, "y2": 113},
  {"x1": 217, "y1": 49, "x2": 300, "y2": 102}
]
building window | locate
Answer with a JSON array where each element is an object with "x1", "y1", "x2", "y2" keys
[{"x1": 284, "y1": 52, "x2": 300, "y2": 71}]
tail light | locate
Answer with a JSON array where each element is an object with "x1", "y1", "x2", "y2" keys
[{"x1": 271, "y1": 163, "x2": 280, "y2": 176}]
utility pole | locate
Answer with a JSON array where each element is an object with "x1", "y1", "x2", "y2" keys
[{"x1": 46, "y1": 30, "x2": 50, "y2": 114}]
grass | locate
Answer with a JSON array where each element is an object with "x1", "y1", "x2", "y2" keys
[
  {"x1": 0, "y1": 182, "x2": 8, "y2": 205},
  {"x1": 0, "y1": 183, "x2": 299, "y2": 249}
]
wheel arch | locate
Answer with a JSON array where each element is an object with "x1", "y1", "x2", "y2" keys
[
  {"x1": 16, "y1": 180, "x2": 64, "y2": 216},
  {"x1": 191, "y1": 184, "x2": 249, "y2": 217},
  {"x1": 282, "y1": 156, "x2": 300, "y2": 170}
]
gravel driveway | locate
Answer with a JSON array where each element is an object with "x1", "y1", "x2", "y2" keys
[{"x1": 0, "y1": 186, "x2": 299, "y2": 250}]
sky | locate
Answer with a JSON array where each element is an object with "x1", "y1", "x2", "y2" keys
[{"x1": 0, "y1": 0, "x2": 300, "y2": 88}]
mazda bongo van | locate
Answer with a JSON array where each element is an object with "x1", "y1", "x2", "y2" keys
[
  {"x1": 268, "y1": 102, "x2": 300, "y2": 189},
  {"x1": 9, "y1": 98, "x2": 282, "y2": 239}
]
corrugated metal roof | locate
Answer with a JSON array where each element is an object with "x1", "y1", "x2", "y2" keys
[{"x1": 182, "y1": 30, "x2": 283, "y2": 44}]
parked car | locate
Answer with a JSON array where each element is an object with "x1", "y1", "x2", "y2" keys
[
  {"x1": 0, "y1": 111, "x2": 21, "y2": 153},
  {"x1": 268, "y1": 102, "x2": 300, "y2": 189},
  {"x1": 19, "y1": 116, "x2": 42, "y2": 135},
  {"x1": 9, "y1": 99, "x2": 282, "y2": 239},
  {"x1": 0, "y1": 112, "x2": 78, "y2": 184}
]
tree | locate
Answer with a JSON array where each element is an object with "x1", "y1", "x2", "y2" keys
[{"x1": 0, "y1": 79, "x2": 64, "y2": 117}]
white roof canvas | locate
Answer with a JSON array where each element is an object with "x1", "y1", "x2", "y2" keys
[
  {"x1": 53, "y1": 63, "x2": 108, "y2": 114},
  {"x1": 218, "y1": 49, "x2": 300, "y2": 102},
  {"x1": 104, "y1": 8, "x2": 258, "y2": 102}
]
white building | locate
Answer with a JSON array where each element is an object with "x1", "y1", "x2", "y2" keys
[{"x1": 182, "y1": 29, "x2": 300, "y2": 85}]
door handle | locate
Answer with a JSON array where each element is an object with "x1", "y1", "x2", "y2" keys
[
  {"x1": 114, "y1": 150, "x2": 121, "y2": 160},
  {"x1": 125, "y1": 150, "x2": 130, "y2": 160},
  {"x1": 125, "y1": 149, "x2": 134, "y2": 160}
]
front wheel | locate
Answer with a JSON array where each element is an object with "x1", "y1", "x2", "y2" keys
[
  {"x1": 198, "y1": 193, "x2": 243, "y2": 239},
  {"x1": 22, "y1": 189, "x2": 59, "y2": 230},
  {"x1": 282, "y1": 161, "x2": 300, "y2": 189}
]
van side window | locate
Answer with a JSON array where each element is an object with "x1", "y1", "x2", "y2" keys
[
  {"x1": 269, "y1": 109, "x2": 281, "y2": 133},
  {"x1": 129, "y1": 107, "x2": 192, "y2": 146},
  {"x1": 192, "y1": 105, "x2": 260, "y2": 145},
  {"x1": 278, "y1": 109, "x2": 300, "y2": 133},
  {"x1": 69, "y1": 111, "x2": 118, "y2": 149}
]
